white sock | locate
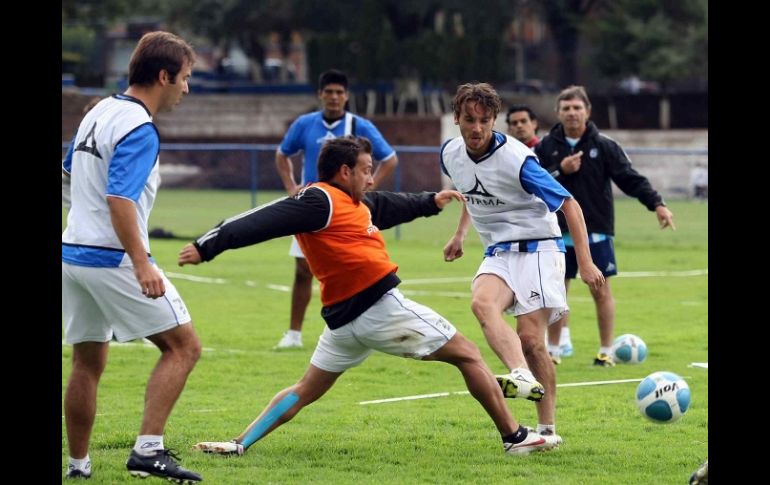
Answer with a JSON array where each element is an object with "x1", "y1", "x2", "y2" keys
[
  {"x1": 560, "y1": 326, "x2": 571, "y2": 345},
  {"x1": 547, "y1": 344, "x2": 561, "y2": 356},
  {"x1": 510, "y1": 367, "x2": 533, "y2": 379},
  {"x1": 134, "y1": 435, "x2": 164, "y2": 456},
  {"x1": 287, "y1": 330, "x2": 301, "y2": 338},
  {"x1": 537, "y1": 424, "x2": 556, "y2": 435},
  {"x1": 599, "y1": 346, "x2": 612, "y2": 356},
  {"x1": 69, "y1": 455, "x2": 91, "y2": 471}
]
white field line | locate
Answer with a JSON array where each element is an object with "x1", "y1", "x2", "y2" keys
[
  {"x1": 358, "y1": 377, "x2": 692, "y2": 405},
  {"x1": 399, "y1": 269, "x2": 707, "y2": 285},
  {"x1": 165, "y1": 269, "x2": 708, "y2": 289},
  {"x1": 61, "y1": 340, "x2": 243, "y2": 353},
  {"x1": 164, "y1": 271, "x2": 227, "y2": 284}
]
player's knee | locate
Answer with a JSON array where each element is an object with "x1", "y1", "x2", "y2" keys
[
  {"x1": 470, "y1": 297, "x2": 496, "y2": 321},
  {"x1": 176, "y1": 331, "x2": 202, "y2": 366},
  {"x1": 454, "y1": 333, "x2": 482, "y2": 359},
  {"x1": 590, "y1": 283, "x2": 612, "y2": 301}
]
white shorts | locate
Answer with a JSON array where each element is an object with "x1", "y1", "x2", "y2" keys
[
  {"x1": 474, "y1": 251, "x2": 568, "y2": 324},
  {"x1": 289, "y1": 237, "x2": 305, "y2": 258},
  {"x1": 310, "y1": 288, "x2": 457, "y2": 373},
  {"x1": 62, "y1": 262, "x2": 191, "y2": 344}
]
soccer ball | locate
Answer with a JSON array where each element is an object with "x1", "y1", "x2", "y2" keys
[
  {"x1": 635, "y1": 371, "x2": 691, "y2": 423},
  {"x1": 611, "y1": 334, "x2": 647, "y2": 364}
]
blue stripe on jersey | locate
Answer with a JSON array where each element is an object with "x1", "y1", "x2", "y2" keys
[
  {"x1": 520, "y1": 157, "x2": 572, "y2": 211},
  {"x1": 562, "y1": 232, "x2": 610, "y2": 247},
  {"x1": 62, "y1": 244, "x2": 125, "y2": 267},
  {"x1": 279, "y1": 112, "x2": 394, "y2": 184},
  {"x1": 484, "y1": 238, "x2": 566, "y2": 257},
  {"x1": 63, "y1": 136, "x2": 75, "y2": 173},
  {"x1": 62, "y1": 244, "x2": 156, "y2": 267},
  {"x1": 106, "y1": 123, "x2": 159, "y2": 201}
]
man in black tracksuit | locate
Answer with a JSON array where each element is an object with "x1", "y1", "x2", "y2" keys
[{"x1": 534, "y1": 85, "x2": 675, "y2": 367}]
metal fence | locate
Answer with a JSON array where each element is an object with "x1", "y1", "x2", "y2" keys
[{"x1": 62, "y1": 143, "x2": 708, "y2": 205}]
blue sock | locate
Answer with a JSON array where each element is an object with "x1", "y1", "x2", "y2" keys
[{"x1": 242, "y1": 392, "x2": 300, "y2": 447}]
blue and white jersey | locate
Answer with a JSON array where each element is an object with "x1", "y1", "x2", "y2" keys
[
  {"x1": 278, "y1": 111, "x2": 395, "y2": 184},
  {"x1": 440, "y1": 131, "x2": 570, "y2": 251},
  {"x1": 62, "y1": 94, "x2": 160, "y2": 268}
]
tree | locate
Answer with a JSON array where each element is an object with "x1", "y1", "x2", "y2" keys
[
  {"x1": 62, "y1": 0, "x2": 165, "y2": 85},
  {"x1": 589, "y1": 0, "x2": 707, "y2": 89},
  {"x1": 164, "y1": 0, "x2": 517, "y2": 85},
  {"x1": 536, "y1": 0, "x2": 603, "y2": 88}
]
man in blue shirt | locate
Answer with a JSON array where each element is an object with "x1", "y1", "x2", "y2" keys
[{"x1": 274, "y1": 69, "x2": 398, "y2": 349}]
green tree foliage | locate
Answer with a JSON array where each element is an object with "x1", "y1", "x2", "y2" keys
[
  {"x1": 588, "y1": 0, "x2": 707, "y2": 87},
  {"x1": 164, "y1": 0, "x2": 515, "y2": 85},
  {"x1": 537, "y1": 0, "x2": 602, "y2": 88}
]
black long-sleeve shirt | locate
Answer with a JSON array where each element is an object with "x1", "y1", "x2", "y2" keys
[{"x1": 535, "y1": 121, "x2": 664, "y2": 236}]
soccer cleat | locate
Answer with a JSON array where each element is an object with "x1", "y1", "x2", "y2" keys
[
  {"x1": 504, "y1": 429, "x2": 559, "y2": 455},
  {"x1": 689, "y1": 459, "x2": 708, "y2": 485},
  {"x1": 192, "y1": 440, "x2": 244, "y2": 456},
  {"x1": 273, "y1": 331, "x2": 303, "y2": 350},
  {"x1": 496, "y1": 369, "x2": 545, "y2": 401},
  {"x1": 559, "y1": 341, "x2": 574, "y2": 357},
  {"x1": 593, "y1": 352, "x2": 616, "y2": 367},
  {"x1": 65, "y1": 464, "x2": 91, "y2": 479},
  {"x1": 523, "y1": 426, "x2": 563, "y2": 447},
  {"x1": 126, "y1": 449, "x2": 202, "y2": 483}
]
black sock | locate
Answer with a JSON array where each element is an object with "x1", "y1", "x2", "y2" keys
[{"x1": 502, "y1": 425, "x2": 528, "y2": 444}]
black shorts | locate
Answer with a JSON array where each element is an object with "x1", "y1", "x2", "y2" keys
[{"x1": 565, "y1": 238, "x2": 617, "y2": 279}]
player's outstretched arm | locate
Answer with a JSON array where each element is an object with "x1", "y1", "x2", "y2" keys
[
  {"x1": 443, "y1": 203, "x2": 470, "y2": 262},
  {"x1": 434, "y1": 189, "x2": 464, "y2": 209}
]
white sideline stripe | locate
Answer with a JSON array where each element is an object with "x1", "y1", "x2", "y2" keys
[
  {"x1": 165, "y1": 269, "x2": 707, "y2": 288},
  {"x1": 164, "y1": 271, "x2": 227, "y2": 284},
  {"x1": 689, "y1": 362, "x2": 708, "y2": 369},
  {"x1": 360, "y1": 377, "x2": 650, "y2": 405},
  {"x1": 61, "y1": 340, "x2": 241, "y2": 353},
  {"x1": 266, "y1": 283, "x2": 291, "y2": 292},
  {"x1": 64, "y1": 408, "x2": 228, "y2": 419},
  {"x1": 400, "y1": 269, "x2": 707, "y2": 285},
  {"x1": 401, "y1": 289, "x2": 472, "y2": 298},
  {"x1": 615, "y1": 269, "x2": 708, "y2": 278}
]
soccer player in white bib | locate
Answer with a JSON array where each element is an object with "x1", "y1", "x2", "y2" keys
[
  {"x1": 274, "y1": 69, "x2": 398, "y2": 350},
  {"x1": 440, "y1": 82, "x2": 605, "y2": 447},
  {"x1": 62, "y1": 32, "x2": 202, "y2": 482}
]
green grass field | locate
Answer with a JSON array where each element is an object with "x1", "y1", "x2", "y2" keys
[{"x1": 62, "y1": 191, "x2": 708, "y2": 484}]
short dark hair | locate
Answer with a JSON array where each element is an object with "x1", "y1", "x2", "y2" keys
[
  {"x1": 129, "y1": 31, "x2": 195, "y2": 86},
  {"x1": 452, "y1": 82, "x2": 502, "y2": 118},
  {"x1": 556, "y1": 85, "x2": 591, "y2": 111},
  {"x1": 506, "y1": 104, "x2": 537, "y2": 124},
  {"x1": 317, "y1": 136, "x2": 372, "y2": 182},
  {"x1": 318, "y1": 69, "x2": 349, "y2": 90}
]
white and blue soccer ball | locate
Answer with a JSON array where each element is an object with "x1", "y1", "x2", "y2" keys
[
  {"x1": 612, "y1": 334, "x2": 647, "y2": 364},
  {"x1": 635, "y1": 371, "x2": 691, "y2": 423}
]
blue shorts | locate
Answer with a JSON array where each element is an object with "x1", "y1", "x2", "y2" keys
[{"x1": 565, "y1": 238, "x2": 617, "y2": 279}]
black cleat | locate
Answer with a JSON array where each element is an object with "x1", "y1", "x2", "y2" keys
[{"x1": 126, "y1": 448, "x2": 202, "y2": 483}]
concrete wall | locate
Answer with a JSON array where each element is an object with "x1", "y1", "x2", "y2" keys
[{"x1": 62, "y1": 91, "x2": 707, "y2": 197}]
